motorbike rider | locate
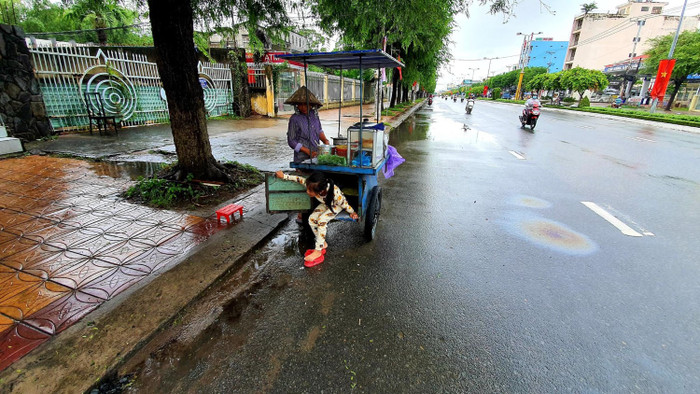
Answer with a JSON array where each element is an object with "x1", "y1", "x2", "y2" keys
[{"x1": 523, "y1": 94, "x2": 541, "y2": 120}]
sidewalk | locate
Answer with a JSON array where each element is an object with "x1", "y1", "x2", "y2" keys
[
  {"x1": 0, "y1": 101, "x2": 424, "y2": 391},
  {"x1": 27, "y1": 103, "x2": 395, "y2": 172}
]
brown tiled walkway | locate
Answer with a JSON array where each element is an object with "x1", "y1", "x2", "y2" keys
[{"x1": 0, "y1": 156, "x2": 220, "y2": 371}]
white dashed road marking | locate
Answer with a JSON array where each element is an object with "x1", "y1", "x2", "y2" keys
[
  {"x1": 581, "y1": 201, "x2": 644, "y2": 237},
  {"x1": 627, "y1": 136, "x2": 656, "y2": 143},
  {"x1": 509, "y1": 150, "x2": 526, "y2": 160}
]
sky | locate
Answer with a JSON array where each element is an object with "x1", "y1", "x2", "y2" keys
[{"x1": 437, "y1": 0, "x2": 695, "y2": 90}]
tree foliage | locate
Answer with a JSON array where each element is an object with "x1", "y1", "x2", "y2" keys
[
  {"x1": 559, "y1": 67, "x2": 608, "y2": 101},
  {"x1": 307, "y1": 0, "x2": 516, "y2": 98},
  {"x1": 489, "y1": 67, "x2": 547, "y2": 92},
  {"x1": 580, "y1": 2, "x2": 598, "y2": 14},
  {"x1": 14, "y1": 0, "x2": 150, "y2": 46},
  {"x1": 642, "y1": 30, "x2": 700, "y2": 110}
]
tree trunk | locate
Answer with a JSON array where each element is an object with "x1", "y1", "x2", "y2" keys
[
  {"x1": 95, "y1": 18, "x2": 107, "y2": 46},
  {"x1": 664, "y1": 80, "x2": 683, "y2": 111},
  {"x1": 402, "y1": 85, "x2": 408, "y2": 103},
  {"x1": 229, "y1": 48, "x2": 251, "y2": 117},
  {"x1": 147, "y1": 0, "x2": 229, "y2": 182},
  {"x1": 390, "y1": 68, "x2": 399, "y2": 107}
]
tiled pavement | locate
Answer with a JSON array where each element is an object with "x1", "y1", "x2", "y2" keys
[{"x1": 0, "y1": 155, "x2": 224, "y2": 371}]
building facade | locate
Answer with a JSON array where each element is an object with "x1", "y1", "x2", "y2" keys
[
  {"x1": 526, "y1": 39, "x2": 568, "y2": 73},
  {"x1": 209, "y1": 27, "x2": 310, "y2": 53},
  {"x1": 564, "y1": 0, "x2": 700, "y2": 71}
]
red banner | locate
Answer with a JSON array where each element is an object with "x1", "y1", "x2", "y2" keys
[
  {"x1": 650, "y1": 59, "x2": 676, "y2": 100},
  {"x1": 247, "y1": 69, "x2": 255, "y2": 84},
  {"x1": 483, "y1": 85, "x2": 489, "y2": 96},
  {"x1": 397, "y1": 55, "x2": 403, "y2": 80}
]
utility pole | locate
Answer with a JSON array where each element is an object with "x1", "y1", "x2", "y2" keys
[
  {"x1": 650, "y1": 0, "x2": 688, "y2": 113},
  {"x1": 515, "y1": 31, "x2": 542, "y2": 100},
  {"x1": 624, "y1": 18, "x2": 645, "y2": 98},
  {"x1": 468, "y1": 67, "x2": 480, "y2": 81}
]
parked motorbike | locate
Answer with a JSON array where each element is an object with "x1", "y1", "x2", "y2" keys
[
  {"x1": 519, "y1": 104, "x2": 540, "y2": 130},
  {"x1": 465, "y1": 99, "x2": 475, "y2": 114}
]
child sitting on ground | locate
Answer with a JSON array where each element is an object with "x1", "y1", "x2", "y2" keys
[{"x1": 275, "y1": 170, "x2": 359, "y2": 267}]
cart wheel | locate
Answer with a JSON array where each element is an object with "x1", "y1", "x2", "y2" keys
[{"x1": 364, "y1": 186, "x2": 382, "y2": 241}]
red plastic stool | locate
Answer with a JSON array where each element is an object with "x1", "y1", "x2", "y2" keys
[{"x1": 216, "y1": 204, "x2": 243, "y2": 224}]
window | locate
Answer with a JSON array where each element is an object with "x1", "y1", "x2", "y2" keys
[
  {"x1": 652, "y1": 7, "x2": 662, "y2": 14},
  {"x1": 641, "y1": 6, "x2": 649, "y2": 11}
]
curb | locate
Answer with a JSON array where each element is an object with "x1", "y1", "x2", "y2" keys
[
  {"x1": 0, "y1": 186, "x2": 288, "y2": 393},
  {"x1": 385, "y1": 100, "x2": 427, "y2": 130},
  {"x1": 480, "y1": 99, "x2": 700, "y2": 134}
]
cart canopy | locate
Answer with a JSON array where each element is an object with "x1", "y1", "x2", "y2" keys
[{"x1": 276, "y1": 49, "x2": 404, "y2": 70}]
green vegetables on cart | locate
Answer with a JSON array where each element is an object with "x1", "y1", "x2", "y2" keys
[{"x1": 317, "y1": 154, "x2": 347, "y2": 166}]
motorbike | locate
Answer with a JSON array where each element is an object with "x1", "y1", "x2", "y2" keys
[
  {"x1": 461, "y1": 97, "x2": 464, "y2": 103},
  {"x1": 465, "y1": 98, "x2": 475, "y2": 114},
  {"x1": 519, "y1": 103, "x2": 540, "y2": 130},
  {"x1": 453, "y1": 97, "x2": 457, "y2": 102},
  {"x1": 428, "y1": 97, "x2": 433, "y2": 106}
]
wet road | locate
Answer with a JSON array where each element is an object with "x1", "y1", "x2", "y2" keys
[{"x1": 122, "y1": 99, "x2": 700, "y2": 392}]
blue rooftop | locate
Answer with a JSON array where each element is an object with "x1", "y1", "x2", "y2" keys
[{"x1": 276, "y1": 50, "x2": 405, "y2": 70}]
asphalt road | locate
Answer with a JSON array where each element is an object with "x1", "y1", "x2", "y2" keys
[{"x1": 122, "y1": 99, "x2": 700, "y2": 393}]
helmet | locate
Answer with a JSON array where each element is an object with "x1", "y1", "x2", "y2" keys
[{"x1": 532, "y1": 94, "x2": 538, "y2": 99}]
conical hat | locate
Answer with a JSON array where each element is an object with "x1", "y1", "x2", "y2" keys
[{"x1": 284, "y1": 86, "x2": 323, "y2": 107}]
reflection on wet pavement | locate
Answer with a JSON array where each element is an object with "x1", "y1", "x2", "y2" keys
[{"x1": 0, "y1": 156, "x2": 223, "y2": 371}]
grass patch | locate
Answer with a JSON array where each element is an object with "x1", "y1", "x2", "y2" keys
[
  {"x1": 209, "y1": 114, "x2": 244, "y2": 121},
  {"x1": 125, "y1": 173, "x2": 201, "y2": 208},
  {"x1": 488, "y1": 98, "x2": 526, "y2": 105},
  {"x1": 123, "y1": 161, "x2": 264, "y2": 209},
  {"x1": 382, "y1": 99, "x2": 425, "y2": 117}
]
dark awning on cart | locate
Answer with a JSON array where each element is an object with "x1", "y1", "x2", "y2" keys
[{"x1": 276, "y1": 50, "x2": 404, "y2": 70}]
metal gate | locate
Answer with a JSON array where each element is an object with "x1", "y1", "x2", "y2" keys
[{"x1": 29, "y1": 45, "x2": 234, "y2": 131}]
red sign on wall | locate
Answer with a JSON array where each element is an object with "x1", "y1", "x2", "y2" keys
[{"x1": 245, "y1": 52, "x2": 305, "y2": 68}]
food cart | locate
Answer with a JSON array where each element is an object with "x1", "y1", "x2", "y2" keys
[{"x1": 265, "y1": 50, "x2": 404, "y2": 240}]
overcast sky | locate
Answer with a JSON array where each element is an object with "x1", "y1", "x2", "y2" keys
[{"x1": 437, "y1": 0, "x2": 696, "y2": 90}]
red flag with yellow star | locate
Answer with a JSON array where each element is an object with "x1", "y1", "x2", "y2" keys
[{"x1": 650, "y1": 59, "x2": 675, "y2": 100}]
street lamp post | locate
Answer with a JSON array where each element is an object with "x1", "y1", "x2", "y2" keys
[
  {"x1": 650, "y1": 0, "x2": 688, "y2": 113},
  {"x1": 515, "y1": 31, "x2": 543, "y2": 100},
  {"x1": 468, "y1": 67, "x2": 480, "y2": 81}
]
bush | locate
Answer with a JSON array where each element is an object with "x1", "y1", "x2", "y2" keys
[
  {"x1": 492, "y1": 87, "x2": 502, "y2": 100},
  {"x1": 579, "y1": 96, "x2": 591, "y2": 108},
  {"x1": 562, "y1": 97, "x2": 576, "y2": 103}
]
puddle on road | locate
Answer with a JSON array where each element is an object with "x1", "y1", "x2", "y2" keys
[
  {"x1": 500, "y1": 212, "x2": 598, "y2": 255},
  {"x1": 507, "y1": 195, "x2": 553, "y2": 209},
  {"x1": 389, "y1": 112, "x2": 498, "y2": 148},
  {"x1": 88, "y1": 161, "x2": 168, "y2": 180}
]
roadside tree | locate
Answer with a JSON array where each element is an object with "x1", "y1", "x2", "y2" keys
[
  {"x1": 559, "y1": 67, "x2": 608, "y2": 103},
  {"x1": 643, "y1": 30, "x2": 700, "y2": 110},
  {"x1": 145, "y1": 0, "x2": 288, "y2": 181}
]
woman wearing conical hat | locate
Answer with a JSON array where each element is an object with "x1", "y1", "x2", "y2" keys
[{"x1": 286, "y1": 86, "x2": 330, "y2": 163}]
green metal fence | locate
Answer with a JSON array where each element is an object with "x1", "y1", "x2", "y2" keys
[{"x1": 29, "y1": 45, "x2": 234, "y2": 131}]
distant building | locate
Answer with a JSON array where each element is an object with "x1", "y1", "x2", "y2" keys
[
  {"x1": 526, "y1": 39, "x2": 568, "y2": 73},
  {"x1": 564, "y1": 0, "x2": 700, "y2": 71},
  {"x1": 209, "y1": 27, "x2": 311, "y2": 53}
]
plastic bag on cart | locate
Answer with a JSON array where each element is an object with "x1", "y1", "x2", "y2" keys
[
  {"x1": 351, "y1": 151, "x2": 372, "y2": 167},
  {"x1": 383, "y1": 145, "x2": 405, "y2": 179}
]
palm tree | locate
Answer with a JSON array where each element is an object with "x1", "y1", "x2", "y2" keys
[
  {"x1": 581, "y1": 2, "x2": 598, "y2": 15},
  {"x1": 65, "y1": 0, "x2": 136, "y2": 46}
]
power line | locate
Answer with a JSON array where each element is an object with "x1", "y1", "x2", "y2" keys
[
  {"x1": 452, "y1": 54, "x2": 519, "y2": 62},
  {"x1": 26, "y1": 22, "x2": 150, "y2": 37}
]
